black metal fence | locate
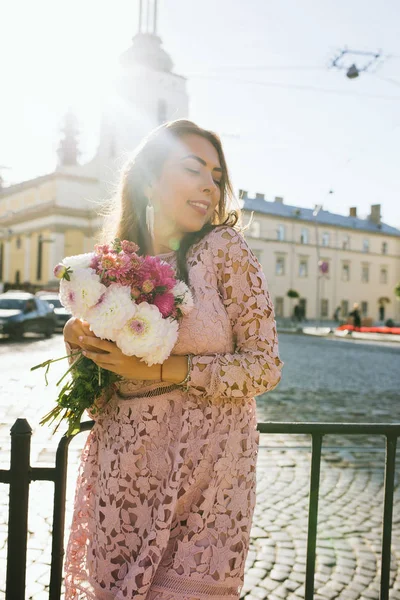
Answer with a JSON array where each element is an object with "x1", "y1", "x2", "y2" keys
[{"x1": 0, "y1": 419, "x2": 398, "y2": 600}]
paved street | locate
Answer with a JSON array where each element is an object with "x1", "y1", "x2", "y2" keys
[{"x1": 0, "y1": 332, "x2": 399, "y2": 599}]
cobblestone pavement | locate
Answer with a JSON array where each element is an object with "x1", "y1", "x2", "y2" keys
[{"x1": 0, "y1": 333, "x2": 399, "y2": 599}]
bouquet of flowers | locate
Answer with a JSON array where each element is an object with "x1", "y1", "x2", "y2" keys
[{"x1": 32, "y1": 238, "x2": 193, "y2": 435}]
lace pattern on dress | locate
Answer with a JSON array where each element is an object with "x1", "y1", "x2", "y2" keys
[{"x1": 63, "y1": 226, "x2": 282, "y2": 600}]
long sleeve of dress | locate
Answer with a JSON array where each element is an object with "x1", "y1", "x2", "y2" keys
[{"x1": 187, "y1": 227, "x2": 284, "y2": 400}]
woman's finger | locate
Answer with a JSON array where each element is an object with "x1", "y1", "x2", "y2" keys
[
  {"x1": 80, "y1": 320, "x2": 97, "y2": 337},
  {"x1": 82, "y1": 350, "x2": 116, "y2": 366},
  {"x1": 79, "y1": 336, "x2": 115, "y2": 353}
]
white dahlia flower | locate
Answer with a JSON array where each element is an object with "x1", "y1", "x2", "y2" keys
[
  {"x1": 86, "y1": 283, "x2": 136, "y2": 340},
  {"x1": 142, "y1": 317, "x2": 179, "y2": 366},
  {"x1": 115, "y1": 302, "x2": 163, "y2": 357},
  {"x1": 62, "y1": 252, "x2": 95, "y2": 271},
  {"x1": 60, "y1": 268, "x2": 106, "y2": 318},
  {"x1": 172, "y1": 281, "x2": 194, "y2": 315}
]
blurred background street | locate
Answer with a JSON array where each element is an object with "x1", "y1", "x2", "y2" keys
[{"x1": 0, "y1": 331, "x2": 399, "y2": 599}]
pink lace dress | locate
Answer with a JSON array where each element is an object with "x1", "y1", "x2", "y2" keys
[{"x1": 64, "y1": 226, "x2": 283, "y2": 600}]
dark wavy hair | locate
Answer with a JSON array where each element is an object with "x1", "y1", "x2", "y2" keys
[{"x1": 100, "y1": 119, "x2": 242, "y2": 284}]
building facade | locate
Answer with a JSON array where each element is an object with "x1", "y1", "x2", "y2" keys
[
  {"x1": 242, "y1": 194, "x2": 400, "y2": 323},
  {"x1": 0, "y1": 0, "x2": 188, "y2": 293},
  {"x1": 1, "y1": 1, "x2": 399, "y2": 324}
]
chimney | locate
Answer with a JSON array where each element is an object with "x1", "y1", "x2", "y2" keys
[
  {"x1": 238, "y1": 189, "x2": 248, "y2": 199},
  {"x1": 255, "y1": 192, "x2": 265, "y2": 200},
  {"x1": 349, "y1": 207, "x2": 357, "y2": 217},
  {"x1": 369, "y1": 204, "x2": 381, "y2": 225},
  {"x1": 274, "y1": 196, "x2": 284, "y2": 204}
]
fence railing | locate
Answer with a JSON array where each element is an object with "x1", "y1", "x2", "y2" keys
[{"x1": 0, "y1": 419, "x2": 398, "y2": 600}]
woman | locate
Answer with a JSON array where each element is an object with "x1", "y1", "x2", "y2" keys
[
  {"x1": 349, "y1": 302, "x2": 361, "y2": 330},
  {"x1": 63, "y1": 119, "x2": 283, "y2": 600}
]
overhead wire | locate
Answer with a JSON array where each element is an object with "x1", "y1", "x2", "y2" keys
[{"x1": 189, "y1": 73, "x2": 400, "y2": 101}]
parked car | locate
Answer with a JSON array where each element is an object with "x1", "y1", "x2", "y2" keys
[
  {"x1": 36, "y1": 293, "x2": 71, "y2": 330},
  {"x1": 0, "y1": 292, "x2": 56, "y2": 339}
]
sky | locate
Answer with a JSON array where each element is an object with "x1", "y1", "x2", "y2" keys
[{"x1": 1, "y1": 0, "x2": 400, "y2": 227}]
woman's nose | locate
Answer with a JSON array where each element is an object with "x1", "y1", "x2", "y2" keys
[{"x1": 201, "y1": 172, "x2": 218, "y2": 193}]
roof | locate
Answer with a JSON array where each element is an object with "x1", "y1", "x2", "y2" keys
[
  {"x1": 0, "y1": 171, "x2": 98, "y2": 198},
  {"x1": 243, "y1": 197, "x2": 400, "y2": 237}
]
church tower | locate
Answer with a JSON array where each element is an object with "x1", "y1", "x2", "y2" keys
[
  {"x1": 57, "y1": 108, "x2": 80, "y2": 167},
  {"x1": 94, "y1": 0, "x2": 189, "y2": 172}
]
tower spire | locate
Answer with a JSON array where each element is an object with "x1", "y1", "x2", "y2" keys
[{"x1": 138, "y1": 0, "x2": 158, "y2": 35}]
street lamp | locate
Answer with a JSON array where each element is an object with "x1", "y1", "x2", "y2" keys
[
  {"x1": 313, "y1": 204, "x2": 323, "y2": 328},
  {"x1": 330, "y1": 49, "x2": 381, "y2": 80}
]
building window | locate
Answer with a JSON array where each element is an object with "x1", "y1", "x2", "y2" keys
[
  {"x1": 321, "y1": 232, "x2": 330, "y2": 247},
  {"x1": 275, "y1": 297, "x2": 284, "y2": 317},
  {"x1": 321, "y1": 299, "x2": 329, "y2": 317},
  {"x1": 341, "y1": 300, "x2": 349, "y2": 317},
  {"x1": 342, "y1": 263, "x2": 350, "y2": 282},
  {"x1": 361, "y1": 301, "x2": 368, "y2": 317},
  {"x1": 300, "y1": 228, "x2": 309, "y2": 244},
  {"x1": 15, "y1": 270, "x2": 20, "y2": 284},
  {"x1": 342, "y1": 235, "x2": 350, "y2": 250},
  {"x1": 249, "y1": 220, "x2": 261, "y2": 238},
  {"x1": 382, "y1": 242, "x2": 388, "y2": 254},
  {"x1": 277, "y1": 225, "x2": 285, "y2": 241},
  {"x1": 361, "y1": 264, "x2": 369, "y2": 283},
  {"x1": 16, "y1": 237, "x2": 22, "y2": 250},
  {"x1": 299, "y1": 259, "x2": 308, "y2": 278},
  {"x1": 275, "y1": 256, "x2": 285, "y2": 275},
  {"x1": 363, "y1": 239, "x2": 370, "y2": 253},
  {"x1": 252, "y1": 249, "x2": 262, "y2": 263},
  {"x1": 157, "y1": 99, "x2": 167, "y2": 125},
  {"x1": 380, "y1": 268, "x2": 388, "y2": 284}
]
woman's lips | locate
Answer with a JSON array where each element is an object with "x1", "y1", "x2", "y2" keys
[{"x1": 188, "y1": 201, "x2": 209, "y2": 216}]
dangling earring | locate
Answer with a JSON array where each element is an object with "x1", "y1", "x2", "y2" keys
[{"x1": 146, "y1": 201, "x2": 155, "y2": 242}]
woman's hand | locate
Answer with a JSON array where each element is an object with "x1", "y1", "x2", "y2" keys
[
  {"x1": 78, "y1": 336, "x2": 161, "y2": 381},
  {"x1": 63, "y1": 318, "x2": 101, "y2": 352}
]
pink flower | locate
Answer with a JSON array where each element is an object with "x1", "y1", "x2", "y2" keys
[
  {"x1": 131, "y1": 286, "x2": 141, "y2": 299},
  {"x1": 54, "y1": 264, "x2": 67, "y2": 279},
  {"x1": 153, "y1": 292, "x2": 175, "y2": 317},
  {"x1": 142, "y1": 280, "x2": 154, "y2": 293},
  {"x1": 140, "y1": 256, "x2": 176, "y2": 292},
  {"x1": 121, "y1": 240, "x2": 139, "y2": 254},
  {"x1": 100, "y1": 253, "x2": 119, "y2": 271},
  {"x1": 94, "y1": 243, "x2": 111, "y2": 255}
]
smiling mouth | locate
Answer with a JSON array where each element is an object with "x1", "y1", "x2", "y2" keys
[{"x1": 188, "y1": 201, "x2": 210, "y2": 210}]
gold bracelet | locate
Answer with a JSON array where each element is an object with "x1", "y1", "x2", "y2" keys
[{"x1": 176, "y1": 354, "x2": 193, "y2": 390}]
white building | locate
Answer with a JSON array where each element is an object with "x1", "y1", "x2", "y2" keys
[
  {"x1": 0, "y1": 0, "x2": 189, "y2": 289},
  {"x1": 242, "y1": 193, "x2": 400, "y2": 323}
]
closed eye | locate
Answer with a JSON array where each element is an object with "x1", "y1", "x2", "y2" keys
[{"x1": 185, "y1": 167, "x2": 221, "y2": 186}]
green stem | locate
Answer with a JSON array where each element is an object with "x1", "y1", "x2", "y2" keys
[
  {"x1": 30, "y1": 350, "x2": 82, "y2": 372},
  {"x1": 55, "y1": 353, "x2": 84, "y2": 387}
]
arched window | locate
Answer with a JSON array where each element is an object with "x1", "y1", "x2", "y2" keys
[
  {"x1": 277, "y1": 225, "x2": 285, "y2": 241},
  {"x1": 321, "y1": 232, "x2": 330, "y2": 247},
  {"x1": 300, "y1": 228, "x2": 309, "y2": 244}
]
